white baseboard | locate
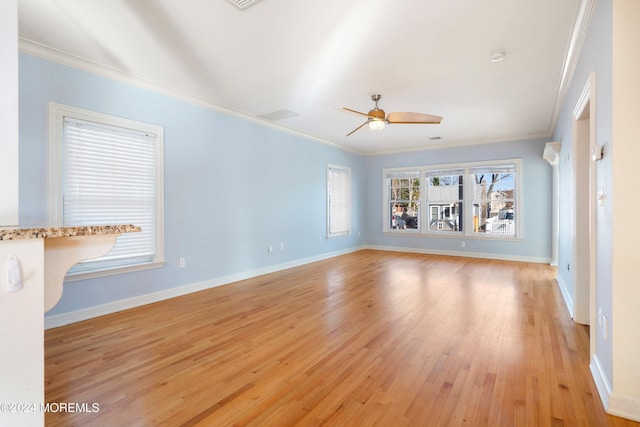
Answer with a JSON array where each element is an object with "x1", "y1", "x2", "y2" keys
[
  {"x1": 555, "y1": 274, "x2": 574, "y2": 319},
  {"x1": 45, "y1": 244, "x2": 550, "y2": 329},
  {"x1": 591, "y1": 354, "x2": 640, "y2": 422},
  {"x1": 45, "y1": 246, "x2": 364, "y2": 329},
  {"x1": 609, "y1": 394, "x2": 640, "y2": 422},
  {"x1": 591, "y1": 354, "x2": 612, "y2": 410},
  {"x1": 364, "y1": 244, "x2": 551, "y2": 264}
]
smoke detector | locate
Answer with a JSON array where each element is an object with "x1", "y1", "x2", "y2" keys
[
  {"x1": 227, "y1": 0, "x2": 263, "y2": 10},
  {"x1": 489, "y1": 51, "x2": 506, "y2": 63}
]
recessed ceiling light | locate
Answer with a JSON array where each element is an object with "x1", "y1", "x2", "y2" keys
[{"x1": 489, "y1": 51, "x2": 506, "y2": 63}]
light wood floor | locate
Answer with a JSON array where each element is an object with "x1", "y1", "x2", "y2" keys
[{"x1": 45, "y1": 250, "x2": 639, "y2": 426}]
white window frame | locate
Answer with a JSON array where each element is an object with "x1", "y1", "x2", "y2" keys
[
  {"x1": 327, "y1": 164, "x2": 352, "y2": 238},
  {"x1": 425, "y1": 168, "x2": 465, "y2": 235},
  {"x1": 470, "y1": 164, "x2": 518, "y2": 237},
  {"x1": 383, "y1": 168, "x2": 422, "y2": 233},
  {"x1": 383, "y1": 159, "x2": 523, "y2": 240},
  {"x1": 49, "y1": 103, "x2": 165, "y2": 280}
]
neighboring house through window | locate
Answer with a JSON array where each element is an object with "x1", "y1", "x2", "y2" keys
[
  {"x1": 471, "y1": 164, "x2": 517, "y2": 236},
  {"x1": 383, "y1": 159, "x2": 522, "y2": 239},
  {"x1": 49, "y1": 103, "x2": 165, "y2": 279},
  {"x1": 427, "y1": 169, "x2": 464, "y2": 232},
  {"x1": 387, "y1": 171, "x2": 420, "y2": 230}
]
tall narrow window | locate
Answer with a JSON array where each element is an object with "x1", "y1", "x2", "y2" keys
[
  {"x1": 50, "y1": 104, "x2": 164, "y2": 278},
  {"x1": 471, "y1": 164, "x2": 516, "y2": 236},
  {"x1": 426, "y1": 169, "x2": 464, "y2": 232},
  {"x1": 327, "y1": 164, "x2": 351, "y2": 237}
]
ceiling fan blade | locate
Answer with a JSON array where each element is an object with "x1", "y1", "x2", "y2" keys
[
  {"x1": 346, "y1": 120, "x2": 369, "y2": 136},
  {"x1": 387, "y1": 112, "x2": 442, "y2": 124},
  {"x1": 342, "y1": 107, "x2": 370, "y2": 118}
]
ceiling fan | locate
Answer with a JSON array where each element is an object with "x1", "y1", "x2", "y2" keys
[{"x1": 343, "y1": 94, "x2": 442, "y2": 136}]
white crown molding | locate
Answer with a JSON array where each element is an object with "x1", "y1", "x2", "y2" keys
[
  {"x1": 365, "y1": 132, "x2": 552, "y2": 157},
  {"x1": 19, "y1": 37, "x2": 554, "y2": 158},
  {"x1": 549, "y1": 0, "x2": 598, "y2": 133},
  {"x1": 18, "y1": 38, "x2": 364, "y2": 156}
]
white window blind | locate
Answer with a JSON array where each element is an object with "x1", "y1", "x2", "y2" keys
[
  {"x1": 62, "y1": 117, "x2": 158, "y2": 272},
  {"x1": 328, "y1": 165, "x2": 351, "y2": 237}
]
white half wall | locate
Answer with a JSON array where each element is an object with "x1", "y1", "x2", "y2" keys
[{"x1": 0, "y1": 240, "x2": 45, "y2": 427}]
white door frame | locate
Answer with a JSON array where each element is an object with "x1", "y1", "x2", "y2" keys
[{"x1": 571, "y1": 73, "x2": 596, "y2": 352}]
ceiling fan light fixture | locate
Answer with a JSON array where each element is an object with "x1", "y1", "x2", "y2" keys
[
  {"x1": 343, "y1": 93, "x2": 441, "y2": 136},
  {"x1": 369, "y1": 119, "x2": 385, "y2": 130}
]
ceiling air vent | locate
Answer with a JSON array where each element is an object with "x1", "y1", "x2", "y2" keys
[
  {"x1": 258, "y1": 110, "x2": 298, "y2": 121},
  {"x1": 227, "y1": 0, "x2": 263, "y2": 10}
]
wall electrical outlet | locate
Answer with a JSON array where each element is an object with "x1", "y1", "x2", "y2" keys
[
  {"x1": 179, "y1": 258, "x2": 186, "y2": 268},
  {"x1": 7, "y1": 256, "x2": 22, "y2": 292},
  {"x1": 598, "y1": 308, "x2": 603, "y2": 327}
]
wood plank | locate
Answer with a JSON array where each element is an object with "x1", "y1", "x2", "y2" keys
[{"x1": 45, "y1": 250, "x2": 639, "y2": 426}]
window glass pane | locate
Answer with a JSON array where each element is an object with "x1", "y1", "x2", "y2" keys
[
  {"x1": 471, "y1": 166, "x2": 515, "y2": 236},
  {"x1": 50, "y1": 104, "x2": 165, "y2": 279},
  {"x1": 390, "y1": 202, "x2": 420, "y2": 229},
  {"x1": 387, "y1": 172, "x2": 420, "y2": 230},
  {"x1": 384, "y1": 161, "x2": 519, "y2": 239},
  {"x1": 62, "y1": 117, "x2": 159, "y2": 272},
  {"x1": 328, "y1": 165, "x2": 351, "y2": 236},
  {"x1": 427, "y1": 170, "x2": 463, "y2": 233}
]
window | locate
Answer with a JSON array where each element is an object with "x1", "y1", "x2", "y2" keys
[
  {"x1": 49, "y1": 103, "x2": 164, "y2": 278},
  {"x1": 383, "y1": 159, "x2": 522, "y2": 239},
  {"x1": 386, "y1": 171, "x2": 420, "y2": 230},
  {"x1": 327, "y1": 164, "x2": 351, "y2": 237},
  {"x1": 427, "y1": 169, "x2": 463, "y2": 233},
  {"x1": 471, "y1": 164, "x2": 516, "y2": 236}
]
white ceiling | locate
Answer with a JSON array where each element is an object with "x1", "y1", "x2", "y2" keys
[{"x1": 18, "y1": 0, "x2": 583, "y2": 154}]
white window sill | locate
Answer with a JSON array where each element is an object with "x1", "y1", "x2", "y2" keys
[
  {"x1": 383, "y1": 230, "x2": 523, "y2": 241},
  {"x1": 64, "y1": 260, "x2": 166, "y2": 282}
]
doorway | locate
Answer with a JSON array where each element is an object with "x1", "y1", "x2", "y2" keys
[{"x1": 571, "y1": 74, "x2": 596, "y2": 339}]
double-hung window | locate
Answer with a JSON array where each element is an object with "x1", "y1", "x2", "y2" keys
[
  {"x1": 471, "y1": 164, "x2": 517, "y2": 237},
  {"x1": 385, "y1": 170, "x2": 420, "y2": 230},
  {"x1": 327, "y1": 164, "x2": 351, "y2": 237},
  {"x1": 426, "y1": 169, "x2": 464, "y2": 233},
  {"x1": 49, "y1": 103, "x2": 165, "y2": 279},
  {"x1": 383, "y1": 159, "x2": 522, "y2": 239}
]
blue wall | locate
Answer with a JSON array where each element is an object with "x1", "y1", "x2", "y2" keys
[
  {"x1": 552, "y1": 0, "x2": 613, "y2": 382},
  {"x1": 19, "y1": 53, "x2": 365, "y2": 316},
  {"x1": 363, "y1": 139, "x2": 552, "y2": 261},
  {"x1": 20, "y1": 53, "x2": 554, "y2": 320}
]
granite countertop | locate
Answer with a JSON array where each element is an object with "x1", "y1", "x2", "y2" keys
[{"x1": 0, "y1": 224, "x2": 141, "y2": 241}]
